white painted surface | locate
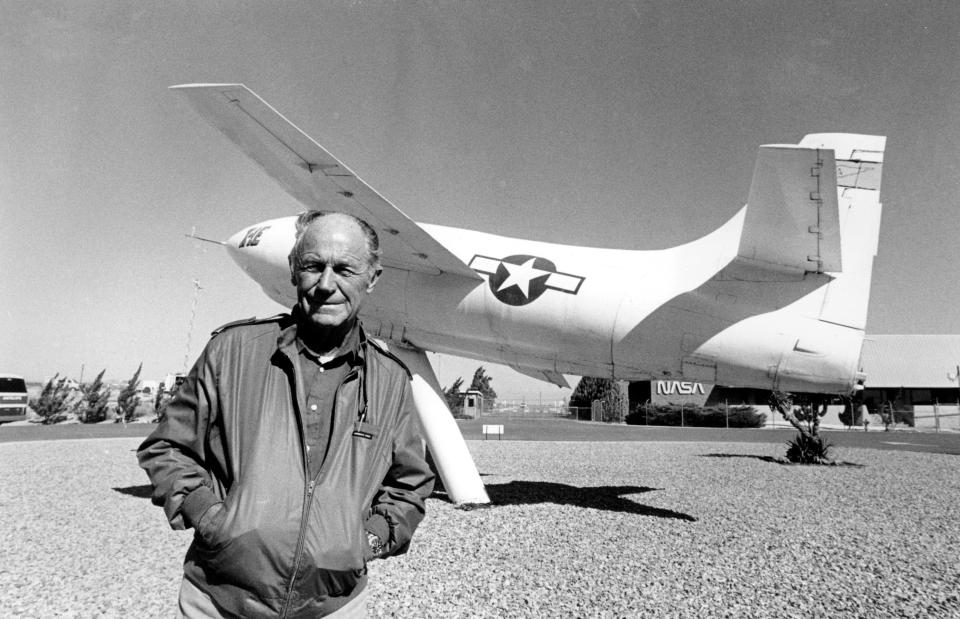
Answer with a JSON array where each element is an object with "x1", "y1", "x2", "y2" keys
[{"x1": 388, "y1": 346, "x2": 490, "y2": 505}]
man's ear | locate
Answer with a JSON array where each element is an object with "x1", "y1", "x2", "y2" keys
[
  {"x1": 366, "y1": 267, "x2": 383, "y2": 293},
  {"x1": 288, "y1": 256, "x2": 297, "y2": 286}
]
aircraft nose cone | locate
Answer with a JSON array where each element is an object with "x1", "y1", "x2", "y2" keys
[
  {"x1": 226, "y1": 228, "x2": 245, "y2": 248},
  {"x1": 225, "y1": 228, "x2": 247, "y2": 267},
  {"x1": 222, "y1": 217, "x2": 299, "y2": 307}
]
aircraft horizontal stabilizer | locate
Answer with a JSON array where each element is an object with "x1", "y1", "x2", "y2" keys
[
  {"x1": 738, "y1": 144, "x2": 841, "y2": 275},
  {"x1": 171, "y1": 84, "x2": 480, "y2": 280},
  {"x1": 799, "y1": 133, "x2": 884, "y2": 193}
]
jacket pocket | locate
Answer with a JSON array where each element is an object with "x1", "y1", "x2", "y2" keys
[
  {"x1": 195, "y1": 528, "x2": 277, "y2": 594},
  {"x1": 293, "y1": 514, "x2": 368, "y2": 599},
  {"x1": 192, "y1": 490, "x2": 294, "y2": 597}
]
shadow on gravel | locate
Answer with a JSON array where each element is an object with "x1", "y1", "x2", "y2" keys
[
  {"x1": 436, "y1": 481, "x2": 697, "y2": 521},
  {"x1": 700, "y1": 453, "x2": 864, "y2": 467},
  {"x1": 113, "y1": 484, "x2": 153, "y2": 498}
]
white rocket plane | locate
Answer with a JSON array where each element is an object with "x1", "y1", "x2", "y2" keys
[{"x1": 172, "y1": 84, "x2": 884, "y2": 504}]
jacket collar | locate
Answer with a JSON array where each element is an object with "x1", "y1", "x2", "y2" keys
[{"x1": 276, "y1": 308, "x2": 367, "y2": 368}]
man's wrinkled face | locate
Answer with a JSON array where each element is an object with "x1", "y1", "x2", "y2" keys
[{"x1": 289, "y1": 215, "x2": 380, "y2": 334}]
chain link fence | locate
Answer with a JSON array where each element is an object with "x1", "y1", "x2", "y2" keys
[{"x1": 479, "y1": 399, "x2": 573, "y2": 418}]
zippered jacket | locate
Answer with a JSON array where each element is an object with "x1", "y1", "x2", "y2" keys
[{"x1": 138, "y1": 314, "x2": 434, "y2": 617}]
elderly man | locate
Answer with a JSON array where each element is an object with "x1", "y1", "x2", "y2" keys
[{"x1": 138, "y1": 211, "x2": 434, "y2": 618}]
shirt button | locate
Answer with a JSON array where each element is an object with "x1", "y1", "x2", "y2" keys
[{"x1": 310, "y1": 404, "x2": 318, "y2": 411}]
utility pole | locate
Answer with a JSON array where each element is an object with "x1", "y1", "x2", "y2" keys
[
  {"x1": 183, "y1": 279, "x2": 203, "y2": 374},
  {"x1": 955, "y1": 364, "x2": 960, "y2": 403},
  {"x1": 952, "y1": 364, "x2": 960, "y2": 430}
]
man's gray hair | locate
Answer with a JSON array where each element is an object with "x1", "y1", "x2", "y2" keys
[{"x1": 289, "y1": 210, "x2": 382, "y2": 271}]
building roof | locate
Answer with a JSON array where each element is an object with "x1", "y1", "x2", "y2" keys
[{"x1": 861, "y1": 335, "x2": 960, "y2": 388}]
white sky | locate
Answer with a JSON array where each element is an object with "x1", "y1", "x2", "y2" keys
[{"x1": 2, "y1": 2, "x2": 959, "y2": 397}]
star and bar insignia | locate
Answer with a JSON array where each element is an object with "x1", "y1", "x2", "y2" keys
[{"x1": 468, "y1": 254, "x2": 585, "y2": 306}]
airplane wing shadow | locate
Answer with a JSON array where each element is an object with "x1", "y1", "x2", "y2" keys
[
  {"x1": 436, "y1": 480, "x2": 697, "y2": 522},
  {"x1": 119, "y1": 481, "x2": 698, "y2": 520},
  {"x1": 699, "y1": 453, "x2": 864, "y2": 467},
  {"x1": 113, "y1": 484, "x2": 154, "y2": 498}
]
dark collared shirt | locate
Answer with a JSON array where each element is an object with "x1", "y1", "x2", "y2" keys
[{"x1": 295, "y1": 323, "x2": 362, "y2": 481}]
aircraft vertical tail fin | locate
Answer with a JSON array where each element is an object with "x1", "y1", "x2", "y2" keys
[
  {"x1": 736, "y1": 133, "x2": 884, "y2": 286},
  {"x1": 738, "y1": 142, "x2": 841, "y2": 275},
  {"x1": 800, "y1": 133, "x2": 885, "y2": 330}
]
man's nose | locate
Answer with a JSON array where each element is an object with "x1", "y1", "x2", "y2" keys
[{"x1": 317, "y1": 267, "x2": 337, "y2": 292}]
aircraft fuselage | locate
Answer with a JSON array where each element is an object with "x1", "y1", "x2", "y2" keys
[{"x1": 226, "y1": 210, "x2": 866, "y2": 394}]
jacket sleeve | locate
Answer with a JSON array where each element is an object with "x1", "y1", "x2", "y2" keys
[
  {"x1": 366, "y1": 378, "x2": 435, "y2": 558},
  {"x1": 137, "y1": 341, "x2": 225, "y2": 531}
]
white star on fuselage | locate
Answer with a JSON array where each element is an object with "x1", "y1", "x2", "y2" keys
[{"x1": 497, "y1": 258, "x2": 549, "y2": 298}]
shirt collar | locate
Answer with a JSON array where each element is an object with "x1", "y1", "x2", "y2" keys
[
  {"x1": 277, "y1": 308, "x2": 365, "y2": 367},
  {"x1": 296, "y1": 321, "x2": 361, "y2": 365}
]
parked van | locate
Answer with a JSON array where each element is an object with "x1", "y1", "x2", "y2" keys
[{"x1": 0, "y1": 374, "x2": 29, "y2": 423}]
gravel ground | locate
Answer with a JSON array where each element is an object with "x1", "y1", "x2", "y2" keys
[{"x1": 1, "y1": 438, "x2": 958, "y2": 618}]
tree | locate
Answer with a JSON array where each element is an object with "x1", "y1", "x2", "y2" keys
[
  {"x1": 603, "y1": 382, "x2": 628, "y2": 422},
  {"x1": 29, "y1": 374, "x2": 75, "y2": 424},
  {"x1": 768, "y1": 391, "x2": 832, "y2": 464},
  {"x1": 116, "y1": 363, "x2": 142, "y2": 424},
  {"x1": 442, "y1": 376, "x2": 464, "y2": 413},
  {"x1": 469, "y1": 366, "x2": 497, "y2": 405},
  {"x1": 569, "y1": 377, "x2": 610, "y2": 408},
  {"x1": 570, "y1": 377, "x2": 626, "y2": 422},
  {"x1": 75, "y1": 369, "x2": 110, "y2": 423}
]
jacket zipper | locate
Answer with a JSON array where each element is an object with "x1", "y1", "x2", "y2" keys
[
  {"x1": 279, "y1": 365, "x2": 359, "y2": 617},
  {"x1": 279, "y1": 478, "x2": 315, "y2": 618}
]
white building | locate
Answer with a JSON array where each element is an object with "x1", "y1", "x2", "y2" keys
[{"x1": 627, "y1": 334, "x2": 960, "y2": 429}]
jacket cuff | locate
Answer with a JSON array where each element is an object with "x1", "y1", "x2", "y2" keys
[
  {"x1": 364, "y1": 513, "x2": 391, "y2": 544},
  {"x1": 181, "y1": 485, "x2": 221, "y2": 529}
]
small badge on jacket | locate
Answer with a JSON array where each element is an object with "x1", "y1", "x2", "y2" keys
[{"x1": 352, "y1": 421, "x2": 378, "y2": 440}]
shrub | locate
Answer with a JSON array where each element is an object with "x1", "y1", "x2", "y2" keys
[
  {"x1": 29, "y1": 374, "x2": 76, "y2": 424},
  {"x1": 785, "y1": 432, "x2": 832, "y2": 464},
  {"x1": 625, "y1": 404, "x2": 764, "y2": 428},
  {"x1": 75, "y1": 369, "x2": 110, "y2": 423},
  {"x1": 115, "y1": 363, "x2": 142, "y2": 424},
  {"x1": 768, "y1": 392, "x2": 834, "y2": 465},
  {"x1": 892, "y1": 408, "x2": 914, "y2": 426}
]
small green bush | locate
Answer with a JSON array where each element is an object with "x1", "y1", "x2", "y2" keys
[
  {"x1": 115, "y1": 363, "x2": 142, "y2": 424},
  {"x1": 75, "y1": 369, "x2": 110, "y2": 424},
  {"x1": 625, "y1": 404, "x2": 764, "y2": 428},
  {"x1": 785, "y1": 432, "x2": 832, "y2": 464},
  {"x1": 29, "y1": 374, "x2": 76, "y2": 424},
  {"x1": 892, "y1": 408, "x2": 914, "y2": 426}
]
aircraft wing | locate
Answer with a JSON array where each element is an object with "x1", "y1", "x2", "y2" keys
[
  {"x1": 509, "y1": 365, "x2": 571, "y2": 388},
  {"x1": 172, "y1": 83, "x2": 480, "y2": 280},
  {"x1": 738, "y1": 144, "x2": 841, "y2": 274}
]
